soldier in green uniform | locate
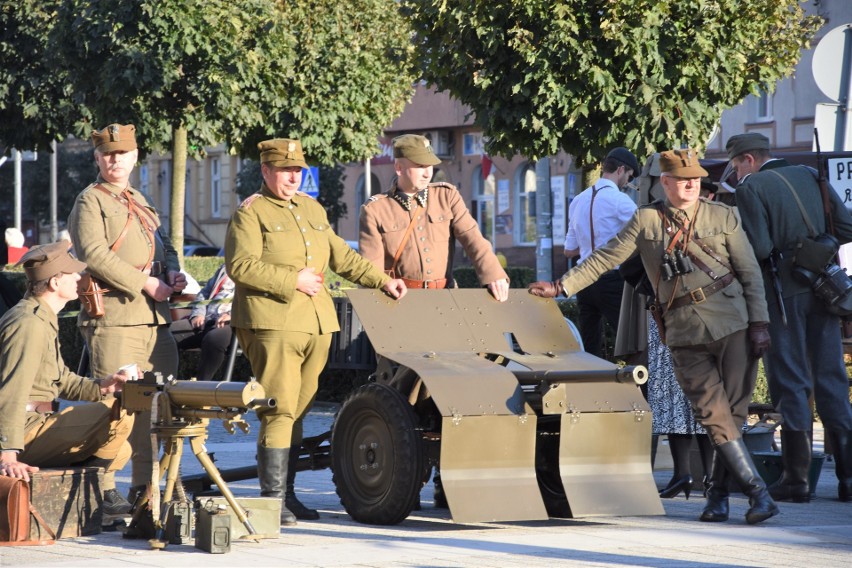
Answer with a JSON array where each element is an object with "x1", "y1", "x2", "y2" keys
[
  {"x1": 67, "y1": 124, "x2": 186, "y2": 504},
  {"x1": 0, "y1": 242, "x2": 135, "y2": 516},
  {"x1": 529, "y1": 149, "x2": 779, "y2": 525},
  {"x1": 225, "y1": 138, "x2": 406, "y2": 524}
]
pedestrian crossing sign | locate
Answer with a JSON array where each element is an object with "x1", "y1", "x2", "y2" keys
[{"x1": 300, "y1": 166, "x2": 320, "y2": 198}]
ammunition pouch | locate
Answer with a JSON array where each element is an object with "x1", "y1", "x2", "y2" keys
[{"x1": 791, "y1": 234, "x2": 852, "y2": 316}]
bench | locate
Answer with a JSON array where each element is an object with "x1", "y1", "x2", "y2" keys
[{"x1": 29, "y1": 467, "x2": 103, "y2": 540}]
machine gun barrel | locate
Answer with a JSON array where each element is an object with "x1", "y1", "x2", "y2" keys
[
  {"x1": 165, "y1": 380, "x2": 272, "y2": 409},
  {"x1": 514, "y1": 364, "x2": 648, "y2": 386}
]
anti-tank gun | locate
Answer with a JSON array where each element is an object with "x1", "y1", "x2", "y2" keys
[{"x1": 121, "y1": 372, "x2": 275, "y2": 549}]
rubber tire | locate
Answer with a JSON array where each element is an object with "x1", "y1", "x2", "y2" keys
[
  {"x1": 536, "y1": 419, "x2": 573, "y2": 518},
  {"x1": 331, "y1": 382, "x2": 424, "y2": 525}
]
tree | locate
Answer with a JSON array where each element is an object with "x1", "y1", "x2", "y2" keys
[{"x1": 401, "y1": 0, "x2": 822, "y2": 166}]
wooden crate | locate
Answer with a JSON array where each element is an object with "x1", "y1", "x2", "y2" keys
[{"x1": 29, "y1": 467, "x2": 103, "y2": 540}]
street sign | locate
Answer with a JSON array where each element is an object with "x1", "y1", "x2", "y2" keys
[
  {"x1": 300, "y1": 166, "x2": 320, "y2": 198},
  {"x1": 812, "y1": 24, "x2": 852, "y2": 103},
  {"x1": 828, "y1": 156, "x2": 852, "y2": 211}
]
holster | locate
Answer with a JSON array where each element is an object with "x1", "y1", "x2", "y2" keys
[{"x1": 77, "y1": 272, "x2": 109, "y2": 319}]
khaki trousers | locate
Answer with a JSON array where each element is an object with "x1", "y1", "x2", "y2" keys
[
  {"x1": 669, "y1": 329, "x2": 757, "y2": 445},
  {"x1": 236, "y1": 328, "x2": 332, "y2": 449},
  {"x1": 82, "y1": 324, "x2": 178, "y2": 486},
  {"x1": 21, "y1": 399, "x2": 133, "y2": 490}
]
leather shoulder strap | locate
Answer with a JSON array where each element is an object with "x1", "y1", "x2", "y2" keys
[{"x1": 388, "y1": 203, "x2": 420, "y2": 277}]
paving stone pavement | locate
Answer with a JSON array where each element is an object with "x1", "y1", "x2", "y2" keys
[{"x1": 2, "y1": 407, "x2": 851, "y2": 568}]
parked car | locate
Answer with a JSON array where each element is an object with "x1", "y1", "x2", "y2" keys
[{"x1": 184, "y1": 244, "x2": 223, "y2": 257}]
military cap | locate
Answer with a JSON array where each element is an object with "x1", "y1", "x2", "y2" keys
[
  {"x1": 258, "y1": 138, "x2": 308, "y2": 168},
  {"x1": 17, "y1": 241, "x2": 87, "y2": 282},
  {"x1": 725, "y1": 133, "x2": 770, "y2": 159},
  {"x1": 392, "y1": 134, "x2": 441, "y2": 166},
  {"x1": 605, "y1": 147, "x2": 640, "y2": 175},
  {"x1": 659, "y1": 148, "x2": 708, "y2": 178},
  {"x1": 92, "y1": 123, "x2": 137, "y2": 153}
]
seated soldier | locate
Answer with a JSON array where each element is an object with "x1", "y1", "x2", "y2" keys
[
  {"x1": 0, "y1": 242, "x2": 135, "y2": 517},
  {"x1": 169, "y1": 262, "x2": 234, "y2": 381}
]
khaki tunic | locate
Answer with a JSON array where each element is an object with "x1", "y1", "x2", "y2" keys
[
  {"x1": 67, "y1": 178, "x2": 180, "y2": 327},
  {"x1": 0, "y1": 297, "x2": 102, "y2": 451},
  {"x1": 359, "y1": 182, "x2": 507, "y2": 285},
  {"x1": 559, "y1": 198, "x2": 769, "y2": 347},
  {"x1": 226, "y1": 187, "x2": 390, "y2": 333}
]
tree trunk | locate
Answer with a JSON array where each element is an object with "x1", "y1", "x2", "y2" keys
[{"x1": 170, "y1": 124, "x2": 187, "y2": 267}]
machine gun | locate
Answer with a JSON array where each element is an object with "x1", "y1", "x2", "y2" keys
[{"x1": 121, "y1": 371, "x2": 275, "y2": 549}]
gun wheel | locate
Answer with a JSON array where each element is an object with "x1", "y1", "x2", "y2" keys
[{"x1": 331, "y1": 382, "x2": 424, "y2": 525}]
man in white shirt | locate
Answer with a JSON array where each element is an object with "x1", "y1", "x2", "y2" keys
[{"x1": 564, "y1": 147, "x2": 639, "y2": 358}]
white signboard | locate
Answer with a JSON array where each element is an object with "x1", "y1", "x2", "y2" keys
[
  {"x1": 551, "y1": 175, "x2": 566, "y2": 242},
  {"x1": 497, "y1": 179, "x2": 510, "y2": 213},
  {"x1": 827, "y1": 157, "x2": 852, "y2": 210}
]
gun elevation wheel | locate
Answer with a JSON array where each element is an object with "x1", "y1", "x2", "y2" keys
[{"x1": 331, "y1": 382, "x2": 424, "y2": 525}]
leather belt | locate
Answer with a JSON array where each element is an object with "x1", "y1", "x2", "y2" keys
[
  {"x1": 25, "y1": 400, "x2": 58, "y2": 414},
  {"x1": 668, "y1": 273, "x2": 735, "y2": 310},
  {"x1": 137, "y1": 260, "x2": 164, "y2": 277},
  {"x1": 401, "y1": 277, "x2": 448, "y2": 290}
]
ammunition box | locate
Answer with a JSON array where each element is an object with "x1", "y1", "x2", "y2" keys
[
  {"x1": 196, "y1": 497, "x2": 280, "y2": 539},
  {"x1": 29, "y1": 467, "x2": 103, "y2": 540},
  {"x1": 195, "y1": 504, "x2": 230, "y2": 554},
  {"x1": 165, "y1": 500, "x2": 194, "y2": 544}
]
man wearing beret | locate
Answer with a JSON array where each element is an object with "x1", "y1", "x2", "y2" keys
[
  {"x1": 564, "y1": 147, "x2": 639, "y2": 358},
  {"x1": 0, "y1": 242, "x2": 135, "y2": 516},
  {"x1": 359, "y1": 133, "x2": 508, "y2": 507},
  {"x1": 226, "y1": 138, "x2": 406, "y2": 524},
  {"x1": 67, "y1": 123, "x2": 186, "y2": 507},
  {"x1": 529, "y1": 148, "x2": 779, "y2": 525},
  {"x1": 729, "y1": 132, "x2": 852, "y2": 503}
]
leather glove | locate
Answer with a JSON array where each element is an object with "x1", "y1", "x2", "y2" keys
[
  {"x1": 528, "y1": 280, "x2": 564, "y2": 298},
  {"x1": 748, "y1": 321, "x2": 771, "y2": 358}
]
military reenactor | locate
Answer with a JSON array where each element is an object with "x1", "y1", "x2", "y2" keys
[
  {"x1": 67, "y1": 123, "x2": 186, "y2": 509},
  {"x1": 359, "y1": 133, "x2": 509, "y2": 507},
  {"x1": 529, "y1": 148, "x2": 779, "y2": 525},
  {"x1": 359, "y1": 134, "x2": 508, "y2": 299},
  {"x1": 225, "y1": 138, "x2": 406, "y2": 524},
  {"x1": 0, "y1": 242, "x2": 135, "y2": 516},
  {"x1": 729, "y1": 132, "x2": 852, "y2": 503}
]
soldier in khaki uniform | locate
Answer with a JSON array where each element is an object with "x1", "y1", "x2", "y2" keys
[
  {"x1": 225, "y1": 138, "x2": 406, "y2": 524},
  {"x1": 529, "y1": 149, "x2": 780, "y2": 525},
  {"x1": 359, "y1": 134, "x2": 508, "y2": 297},
  {"x1": 0, "y1": 242, "x2": 134, "y2": 516},
  {"x1": 359, "y1": 134, "x2": 509, "y2": 507},
  {"x1": 67, "y1": 124, "x2": 186, "y2": 502}
]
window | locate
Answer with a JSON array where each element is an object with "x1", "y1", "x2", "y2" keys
[
  {"x1": 755, "y1": 91, "x2": 773, "y2": 122},
  {"x1": 514, "y1": 163, "x2": 537, "y2": 245},
  {"x1": 463, "y1": 133, "x2": 485, "y2": 156},
  {"x1": 211, "y1": 158, "x2": 221, "y2": 218},
  {"x1": 471, "y1": 166, "x2": 496, "y2": 247},
  {"x1": 139, "y1": 165, "x2": 149, "y2": 194}
]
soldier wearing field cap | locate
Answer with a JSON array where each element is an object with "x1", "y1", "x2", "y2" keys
[
  {"x1": 226, "y1": 138, "x2": 406, "y2": 524},
  {"x1": 360, "y1": 134, "x2": 508, "y2": 297},
  {"x1": 729, "y1": 132, "x2": 852, "y2": 504},
  {"x1": 67, "y1": 123, "x2": 186, "y2": 509},
  {"x1": 0, "y1": 242, "x2": 135, "y2": 517},
  {"x1": 529, "y1": 148, "x2": 779, "y2": 525}
]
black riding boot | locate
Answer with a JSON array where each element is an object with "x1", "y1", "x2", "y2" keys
[
  {"x1": 257, "y1": 446, "x2": 297, "y2": 525},
  {"x1": 769, "y1": 429, "x2": 811, "y2": 502},
  {"x1": 826, "y1": 428, "x2": 852, "y2": 502},
  {"x1": 285, "y1": 445, "x2": 320, "y2": 520},
  {"x1": 717, "y1": 438, "x2": 779, "y2": 525},
  {"x1": 700, "y1": 448, "x2": 730, "y2": 522}
]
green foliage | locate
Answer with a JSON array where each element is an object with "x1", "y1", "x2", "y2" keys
[
  {"x1": 235, "y1": 160, "x2": 264, "y2": 200},
  {"x1": 402, "y1": 0, "x2": 822, "y2": 165},
  {"x1": 0, "y1": 145, "x2": 97, "y2": 225}
]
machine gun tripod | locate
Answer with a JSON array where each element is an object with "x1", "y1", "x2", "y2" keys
[{"x1": 121, "y1": 371, "x2": 275, "y2": 549}]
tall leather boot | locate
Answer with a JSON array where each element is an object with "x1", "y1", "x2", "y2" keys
[
  {"x1": 826, "y1": 428, "x2": 852, "y2": 502},
  {"x1": 285, "y1": 445, "x2": 319, "y2": 520},
  {"x1": 717, "y1": 438, "x2": 780, "y2": 525},
  {"x1": 700, "y1": 448, "x2": 730, "y2": 522},
  {"x1": 769, "y1": 429, "x2": 811, "y2": 502},
  {"x1": 257, "y1": 446, "x2": 297, "y2": 525}
]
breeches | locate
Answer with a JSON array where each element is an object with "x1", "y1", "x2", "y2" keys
[
  {"x1": 21, "y1": 399, "x2": 133, "y2": 488},
  {"x1": 669, "y1": 329, "x2": 757, "y2": 445},
  {"x1": 82, "y1": 324, "x2": 178, "y2": 486},
  {"x1": 236, "y1": 328, "x2": 332, "y2": 449}
]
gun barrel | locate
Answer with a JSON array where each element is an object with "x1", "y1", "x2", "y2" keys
[
  {"x1": 249, "y1": 397, "x2": 276, "y2": 409},
  {"x1": 166, "y1": 380, "x2": 269, "y2": 409},
  {"x1": 514, "y1": 365, "x2": 648, "y2": 386}
]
